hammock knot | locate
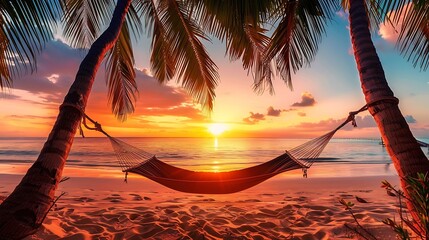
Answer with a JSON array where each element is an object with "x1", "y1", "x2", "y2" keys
[
  {"x1": 347, "y1": 111, "x2": 359, "y2": 127},
  {"x1": 93, "y1": 121, "x2": 103, "y2": 132},
  {"x1": 81, "y1": 113, "x2": 110, "y2": 137}
]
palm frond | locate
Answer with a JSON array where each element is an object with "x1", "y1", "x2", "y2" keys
[
  {"x1": 159, "y1": 0, "x2": 219, "y2": 111},
  {"x1": 135, "y1": 0, "x2": 175, "y2": 83},
  {"x1": 265, "y1": 0, "x2": 336, "y2": 89},
  {"x1": 397, "y1": 1, "x2": 429, "y2": 70},
  {"x1": 265, "y1": 0, "x2": 298, "y2": 90},
  {"x1": 0, "y1": 0, "x2": 61, "y2": 88},
  {"x1": 372, "y1": 0, "x2": 429, "y2": 70},
  {"x1": 187, "y1": 0, "x2": 275, "y2": 93},
  {"x1": 127, "y1": 0, "x2": 144, "y2": 39},
  {"x1": 377, "y1": 0, "x2": 410, "y2": 23},
  {"x1": 187, "y1": 0, "x2": 274, "y2": 41},
  {"x1": 242, "y1": 24, "x2": 274, "y2": 94},
  {"x1": 105, "y1": 21, "x2": 137, "y2": 121},
  {"x1": 62, "y1": 0, "x2": 115, "y2": 49}
]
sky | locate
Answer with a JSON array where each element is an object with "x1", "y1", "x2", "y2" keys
[{"x1": 0, "y1": 10, "x2": 428, "y2": 139}]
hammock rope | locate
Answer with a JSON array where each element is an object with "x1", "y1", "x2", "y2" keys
[{"x1": 68, "y1": 97, "x2": 400, "y2": 194}]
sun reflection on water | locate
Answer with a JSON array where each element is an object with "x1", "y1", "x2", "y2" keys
[{"x1": 212, "y1": 161, "x2": 220, "y2": 172}]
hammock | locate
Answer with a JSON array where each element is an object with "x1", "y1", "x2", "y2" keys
[
  {"x1": 79, "y1": 102, "x2": 384, "y2": 194},
  {"x1": 80, "y1": 110, "x2": 363, "y2": 194}
]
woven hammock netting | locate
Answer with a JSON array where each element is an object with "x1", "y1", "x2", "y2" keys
[
  {"x1": 75, "y1": 95, "x2": 429, "y2": 194},
  {"x1": 98, "y1": 117, "x2": 350, "y2": 194},
  {"x1": 82, "y1": 104, "x2": 374, "y2": 194}
]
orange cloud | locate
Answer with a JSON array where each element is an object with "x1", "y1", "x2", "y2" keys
[
  {"x1": 243, "y1": 112, "x2": 265, "y2": 124},
  {"x1": 267, "y1": 106, "x2": 281, "y2": 117},
  {"x1": 291, "y1": 92, "x2": 316, "y2": 107}
]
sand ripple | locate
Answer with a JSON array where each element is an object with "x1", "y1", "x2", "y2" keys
[{"x1": 19, "y1": 181, "x2": 399, "y2": 240}]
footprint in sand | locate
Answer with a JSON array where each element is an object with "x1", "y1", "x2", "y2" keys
[
  {"x1": 238, "y1": 199, "x2": 262, "y2": 203},
  {"x1": 226, "y1": 206, "x2": 245, "y2": 213},
  {"x1": 129, "y1": 213, "x2": 140, "y2": 220},
  {"x1": 103, "y1": 195, "x2": 125, "y2": 203},
  {"x1": 211, "y1": 217, "x2": 230, "y2": 225},
  {"x1": 258, "y1": 221, "x2": 277, "y2": 229},
  {"x1": 201, "y1": 198, "x2": 216, "y2": 202},
  {"x1": 79, "y1": 224, "x2": 105, "y2": 235},
  {"x1": 294, "y1": 217, "x2": 312, "y2": 227},
  {"x1": 163, "y1": 208, "x2": 179, "y2": 218},
  {"x1": 129, "y1": 193, "x2": 143, "y2": 201},
  {"x1": 73, "y1": 197, "x2": 95, "y2": 202},
  {"x1": 189, "y1": 205, "x2": 207, "y2": 214}
]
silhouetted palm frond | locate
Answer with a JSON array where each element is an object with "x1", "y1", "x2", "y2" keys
[
  {"x1": 266, "y1": 0, "x2": 337, "y2": 89},
  {"x1": 160, "y1": 0, "x2": 219, "y2": 111},
  {"x1": 105, "y1": 21, "x2": 137, "y2": 121},
  {"x1": 0, "y1": 0, "x2": 61, "y2": 88}
]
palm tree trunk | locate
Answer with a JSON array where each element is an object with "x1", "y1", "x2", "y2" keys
[
  {"x1": 0, "y1": 0, "x2": 132, "y2": 239},
  {"x1": 349, "y1": 0, "x2": 429, "y2": 230}
]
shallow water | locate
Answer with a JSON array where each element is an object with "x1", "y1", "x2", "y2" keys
[{"x1": 0, "y1": 137, "x2": 428, "y2": 178}]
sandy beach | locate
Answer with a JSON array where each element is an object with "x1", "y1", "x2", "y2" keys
[{"x1": 1, "y1": 173, "x2": 401, "y2": 239}]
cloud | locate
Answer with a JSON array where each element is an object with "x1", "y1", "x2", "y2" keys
[
  {"x1": 5, "y1": 114, "x2": 56, "y2": 126},
  {"x1": 297, "y1": 112, "x2": 306, "y2": 117},
  {"x1": 378, "y1": 3, "x2": 411, "y2": 44},
  {"x1": 291, "y1": 92, "x2": 316, "y2": 107},
  {"x1": 0, "y1": 92, "x2": 21, "y2": 100},
  {"x1": 294, "y1": 115, "x2": 376, "y2": 132},
  {"x1": 140, "y1": 68, "x2": 153, "y2": 77},
  {"x1": 336, "y1": 10, "x2": 349, "y2": 20},
  {"x1": 46, "y1": 74, "x2": 60, "y2": 84},
  {"x1": 242, "y1": 106, "x2": 291, "y2": 124},
  {"x1": 405, "y1": 115, "x2": 417, "y2": 123},
  {"x1": 267, "y1": 106, "x2": 282, "y2": 117},
  {"x1": 355, "y1": 115, "x2": 377, "y2": 128},
  {"x1": 243, "y1": 112, "x2": 265, "y2": 124}
]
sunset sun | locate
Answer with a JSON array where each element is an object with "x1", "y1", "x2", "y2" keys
[{"x1": 208, "y1": 123, "x2": 228, "y2": 136}]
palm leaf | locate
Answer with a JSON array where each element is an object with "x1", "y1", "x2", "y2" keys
[
  {"x1": 243, "y1": 24, "x2": 275, "y2": 94},
  {"x1": 0, "y1": 0, "x2": 60, "y2": 88},
  {"x1": 135, "y1": 0, "x2": 175, "y2": 83},
  {"x1": 159, "y1": 0, "x2": 219, "y2": 111},
  {"x1": 397, "y1": 1, "x2": 429, "y2": 70},
  {"x1": 188, "y1": 0, "x2": 275, "y2": 93},
  {"x1": 105, "y1": 21, "x2": 137, "y2": 121},
  {"x1": 62, "y1": 0, "x2": 116, "y2": 49},
  {"x1": 265, "y1": 0, "x2": 336, "y2": 89},
  {"x1": 127, "y1": 0, "x2": 144, "y2": 39},
  {"x1": 187, "y1": 0, "x2": 274, "y2": 42}
]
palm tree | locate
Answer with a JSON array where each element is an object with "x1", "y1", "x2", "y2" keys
[
  {"x1": 0, "y1": 0, "x2": 267, "y2": 238},
  {"x1": 258, "y1": 0, "x2": 429, "y2": 231},
  {"x1": 346, "y1": 0, "x2": 429, "y2": 232}
]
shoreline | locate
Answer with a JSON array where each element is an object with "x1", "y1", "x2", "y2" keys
[{"x1": 1, "y1": 174, "x2": 401, "y2": 239}]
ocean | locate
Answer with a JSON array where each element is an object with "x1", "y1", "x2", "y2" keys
[{"x1": 1, "y1": 137, "x2": 428, "y2": 178}]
